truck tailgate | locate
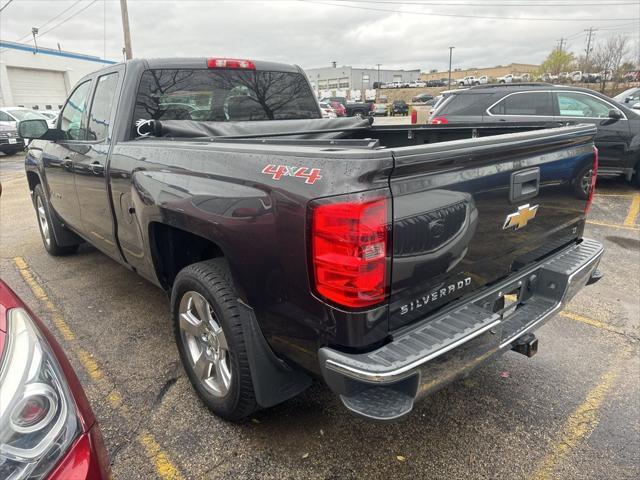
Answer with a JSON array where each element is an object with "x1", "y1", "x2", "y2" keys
[{"x1": 388, "y1": 124, "x2": 596, "y2": 330}]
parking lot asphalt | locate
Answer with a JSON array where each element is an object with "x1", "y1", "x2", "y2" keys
[{"x1": 1, "y1": 151, "x2": 638, "y2": 480}]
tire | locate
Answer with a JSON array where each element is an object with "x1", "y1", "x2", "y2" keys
[
  {"x1": 32, "y1": 184, "x2": 79, "y2": 256},
  {"x1": 634, "y1": 163, "x2": 640, "y2": 189},
  {"x1": 575, "y1": 165, "x2": 593, "y2": 200},
  {"x1": 172, "y1": 259, "x2": 258, "y2": 421}
]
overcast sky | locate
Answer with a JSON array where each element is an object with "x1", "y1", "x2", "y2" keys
[{"x1": 1, "y1": 0, "x2": 638, "y2": 71}]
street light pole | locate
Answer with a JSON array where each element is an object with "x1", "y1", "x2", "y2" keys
[
  {"x1": 119, "y1": 0, "x2": 133, "y2": 60},
  {"x1": 448, "y1": 46, "x2": 455, "y2": 86},
  {"x1": 376, "y1": 63, "x2": 382, "y2": 86}
]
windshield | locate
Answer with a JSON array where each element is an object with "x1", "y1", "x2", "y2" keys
[
  {"x1": 133, "y1": 69, "x2": 320, "y2": 132},
  {"x1": 6, "y1": 109, "x2": 46, "y2": 121}
]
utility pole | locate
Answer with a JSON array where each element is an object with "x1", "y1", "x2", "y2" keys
[
  {"x1": 584, "y1": 27, "x2": 596, "y2": 67},
  {"x1": 557, "y1": 38, "x2": 565, "y2": 53},
  {"x1": 376, "y1": 63, "x2": 382, "y2": 86},
  {"x1": 119, "y1": 0, "x2": 133, "y2": 60},
  {"x1": 448, "y1": 46, "x2": 455, "y2": 86},
  {"x1": 31, "y1": 27, "x2": 38, "y2": 54}
]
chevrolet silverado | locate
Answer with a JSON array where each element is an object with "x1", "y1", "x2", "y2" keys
[{"x1": 19, "y1": 57, "x2": 603, "y2": 421}]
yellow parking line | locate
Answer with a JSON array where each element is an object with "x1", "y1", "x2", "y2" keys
[
  {"x1": 623, "y1": 193, "x2": 640, "y2": 226},
  {"x1": 12, "y1": 257, "x2": 185, "y2": 480},
  {"x1": 77, "y1": 349, "x2": 104, "y2": 382},
  {"x1": 139, "y1": 433, "x2": 185, "y2": 480},
  {"x1": 560, "y1": 311, "x2": 623, "y2": 335},
  {"x1": 530, "y1": 350, "x2": 626, "y2": 480},
  {"x1": 586, "y1": 220, "x2": 640, "y2": 231},
  {"x1": 594, "y1": 193, "x2": 635, "y2": 198}
]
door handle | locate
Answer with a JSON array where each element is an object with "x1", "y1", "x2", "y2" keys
[
  {"x1": 510, "y1": 167, "x2": 540, "y2": 202},
  {"x1": 89, "y1": 161, "x2": 104, "y2": 175}
]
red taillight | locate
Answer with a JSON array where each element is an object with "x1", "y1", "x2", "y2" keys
[
  {"x1": 411, "y1": 109, "x2": 417, "y2": 124},
  {"x1": 207, "y1": 58, "x2": 256, "y2": 69},
  {"x1": 429, "y1": 116, "x2": 448, "y2": 124},
  {"x1": 585, "y1": 146, "x2": 599, "y2": 214},
  {"x1": 310, "y1": 194, "x2": 389, "y2": 309}
]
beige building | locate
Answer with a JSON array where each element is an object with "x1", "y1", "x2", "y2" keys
[{"x1": 421, "y1": 63, "x2": 539, "y2": 82}]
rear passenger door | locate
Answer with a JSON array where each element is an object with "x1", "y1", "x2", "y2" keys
[
  {"x1": 73, "y1": 67, "x2": 123, "y2": 259},
  {"x1": 486, "y1": 91, "x2": 555, "y2": 123}
]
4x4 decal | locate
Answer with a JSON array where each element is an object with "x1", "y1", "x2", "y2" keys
[{"x1": 261, "y1": 165, "x2": 322, "y2": 185}]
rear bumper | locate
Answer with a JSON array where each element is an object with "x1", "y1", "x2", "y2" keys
[{"x1": 319, "y1": 238, "x2": 604, "y2": 421}]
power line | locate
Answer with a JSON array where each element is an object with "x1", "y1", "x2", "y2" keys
[
  {"x1": 0, "y1": 0, "x2": 15, "y2": 13},
  {"x1": 37, "y1": 0, "x2": 99, "y2": 40},
  {"x1": 11, "y1": 0, "x2": 84, "y2": 43},
  {"x1": 304, "y1": 0, "x2": 637, "y2": 21}
]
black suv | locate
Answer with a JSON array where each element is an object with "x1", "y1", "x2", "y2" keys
[
  {"x1": 430, "y1": 84, "x2": 640, "y2": 194},
  {"x1": 391, "y1": 100, "x2": 409, "y2": 116}
]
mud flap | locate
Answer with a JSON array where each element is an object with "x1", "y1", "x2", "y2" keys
[{"x1": 237, "y1": 301, "x2": 313, "y2": 408}]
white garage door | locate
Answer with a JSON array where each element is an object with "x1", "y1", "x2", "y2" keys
[{"x1": 7, "y1": 67, "x2": 68, "y2": 110}]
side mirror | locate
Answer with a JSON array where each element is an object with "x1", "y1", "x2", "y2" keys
[
  {"x1": 624, "y1": 96, "x2": 632, "y2": 103},
  {"x1": 17, "y1": 119, "x2": 49, "y2": 139},
  {"x1": 608, "y1": 109, "x2": 624, "y2": 120}
]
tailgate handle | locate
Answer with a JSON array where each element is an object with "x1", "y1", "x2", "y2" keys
[{"x1": 510, "y1": 168, "x2": 540, "y2": 202}]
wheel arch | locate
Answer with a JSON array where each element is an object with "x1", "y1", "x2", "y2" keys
[{"x1": 148, "y1": 221, "x2": 228, "y2": 291}]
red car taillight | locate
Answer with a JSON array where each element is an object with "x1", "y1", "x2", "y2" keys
[
  {"x1": 411, "y1": 109, "x2": 417, "y2": 124},
  {"x1": 310, "y1": 193, "x2": 390, "y2": 309},
  {"x1": 585, "y1": 146, "x2": 599, "y2": 214},
  {"x1": 429, "y1": 116, "x2": 448, "y2": 124}
]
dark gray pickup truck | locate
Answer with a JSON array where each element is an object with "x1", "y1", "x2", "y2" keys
[{"x1": 20, "y1": 57, "x2": 604, "y2": 421}]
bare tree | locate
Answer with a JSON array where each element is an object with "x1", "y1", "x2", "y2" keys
[{"x1": 590, "y1": 34, "x2": 629, "y2": 93}]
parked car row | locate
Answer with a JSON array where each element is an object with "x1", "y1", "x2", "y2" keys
[
  {"x1": 319, "y1": 96, "x2": 374, "y2": 118},
  {"x1": 379, "y1": 78, "x2": 452, "y2": 89},
  {"x1": 0, "y1": 107, "x2": 58, "y2": 129},
  {"x1": 0, "y1": 107, "x2": 59, "y2": 155}
]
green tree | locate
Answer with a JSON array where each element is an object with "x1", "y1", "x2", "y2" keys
[{"x1": 539, "y1": 48, "x2": 575, "y2": 76}]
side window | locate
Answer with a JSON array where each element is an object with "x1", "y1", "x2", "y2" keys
[
  {"x1": 0, "y1": 111, "x2": 12, "y2": 122},
  {"x1": 490, "y1": 92, "x2": 553, "y2": 116},
  {"x1": 60, "y1": 80, "x2": 92, "y2": 140},
  {"x1": 87, "y1": 73, "x2": 119, "y2": 141},
  {"x1": 556, "y1": 92, "x2": 612, "y2": 118}
]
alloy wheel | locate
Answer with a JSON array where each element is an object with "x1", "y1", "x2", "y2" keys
[
  {"x1": 36, "y1": 196, "x2": 50, "y2": 247},
  {"x1": 178, "y1": 291, "x2": 231, "y2": 397}
]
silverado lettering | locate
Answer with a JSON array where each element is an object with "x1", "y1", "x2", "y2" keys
[{"x1": 400, "y1": 277, "x2": 472, "y2": 315}]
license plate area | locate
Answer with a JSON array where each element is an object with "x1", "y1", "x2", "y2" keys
[
  {"x1": 499, "y1": 288, "x2": 522, "y2": 319},
  {"x1": 476, "y1": 277, "x2": 528, "y2": 318},
  {"x1": 8, "y1": 138, "x2": 17, "y2": 144}
]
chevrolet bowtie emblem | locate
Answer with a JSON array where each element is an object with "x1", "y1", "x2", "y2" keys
[{"x1": 503, "y1": 204, "x2": 539, "y2": 230}]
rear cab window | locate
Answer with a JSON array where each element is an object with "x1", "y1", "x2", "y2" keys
[{"x1": 132, "y1": 68, "x2": 320, "y2": 137}]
